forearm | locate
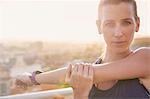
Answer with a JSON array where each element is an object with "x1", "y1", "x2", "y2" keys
[{"x1": 35, "y1": 67, "x2": 67, "y2": 84}]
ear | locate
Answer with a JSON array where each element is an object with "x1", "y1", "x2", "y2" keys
[
  {"x1": 96, "y1": 20, "x2": 102, "y2": 34},
  {"x1": 135, "y1": 17, "x2": 140, "y2": 32}
]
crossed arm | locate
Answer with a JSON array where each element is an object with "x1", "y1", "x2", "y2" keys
[
  {"x1": 35, "y1": 47, "x2": 150, "y2": 85},
  {"x1": 65, "y1": 48, "x2": 150, "y2": 99},
  {"x1": 14, "y1": 47, "x2": 149, "y2": 99}
]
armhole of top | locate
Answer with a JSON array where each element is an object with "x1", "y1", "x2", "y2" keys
[{"x1": 94, "y1": 57, "x2": 102, "y2": 64}]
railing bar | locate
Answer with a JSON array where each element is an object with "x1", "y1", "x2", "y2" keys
[{"x1": 0, "y1": 88, "x2": 73, "y2": 99}]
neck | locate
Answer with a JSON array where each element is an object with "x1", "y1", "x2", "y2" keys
[{"x1": 102, "y1": 48, "x2": 132, "y2": 63}]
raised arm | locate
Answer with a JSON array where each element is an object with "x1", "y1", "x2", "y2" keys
[{"x1": 93, "y1": 47, "x2": 150, "y2": 83}]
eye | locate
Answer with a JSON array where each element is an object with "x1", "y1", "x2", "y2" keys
[
  {"x1": 104, "y1": 22, "x2": 115, "y2": 27},
  {"x1": 122, "y1": 21, "x2": 132, "y2": 26}
]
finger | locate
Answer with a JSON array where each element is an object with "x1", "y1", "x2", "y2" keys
[
  {"x1": 80, "y1": 62, "x2": 85, "y2": 65},
  {"x1": 87, "y1": 63, "x2": 91, "y2": 75},
  {"x1": 16, "y1": 79, "x2": 22, "y2": 85},
  {"x1": 78, "y1": 63, "x2": 84, "y2": 75},
  {"x1": 65, "y1": 64, "x2": 72, "y2": 83},
  {"x1": 74, "y1": 63, "x2": 78, "y2": 72},
  {"x1": 84, "y1": 63, "x2": 91, "y2": 75},
  {"x1": 85, "y1": 63, "x2": 92, "y2": 66},
  {"x1": 16, "y1": 79, "x2": 26, "y2": 86},
  {"x1": 88, "y1": 66, "x2": 94, "y2": 79},
  {"x1": 83, "y1": 65, "x2": 89, "y2": 77},
  {"x1": 15, "y1": 79, "x2": 27, "y2": 89}
]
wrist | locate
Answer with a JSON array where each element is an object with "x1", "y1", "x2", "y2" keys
[{"x1": 29, "y1": 71, "x2": 42, "y2": 85}]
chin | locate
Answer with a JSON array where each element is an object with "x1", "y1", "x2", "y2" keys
[{"x1": 111, "y1": 46, "x2": 129, "y2": 53}]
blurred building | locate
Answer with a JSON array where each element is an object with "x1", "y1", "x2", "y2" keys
[
  {"x1": 0, "y1": 67, "x2": 11, "y2": 96},
  {"x1": 0, "y1": 52, "x2": 13, "y2": 96},
  {"x1": 0, "y1": 49, "x2": 43, "y2": 95}
]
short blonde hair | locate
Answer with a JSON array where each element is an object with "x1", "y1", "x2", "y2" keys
[{"x1": 98, "y1": 0, "x2": 138, "y2": 20}]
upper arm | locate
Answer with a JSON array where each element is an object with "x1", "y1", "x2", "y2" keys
[
  {"x1": 138, "y1": 47, "x2": 150, "y2": 75},
  {"x1": 133, "y1": 47, "x2": 150, "y2": 76},
  {"x1": 93, "y1": 47, "x2": 150, "y2": 83}
]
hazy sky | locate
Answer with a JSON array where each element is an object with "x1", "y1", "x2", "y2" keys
[{"x1": 0, "y1": 0, "x2": 149, "y2": 42}]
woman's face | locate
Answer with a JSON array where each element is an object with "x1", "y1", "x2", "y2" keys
[{"x1": 97, "y1": 3, "x2": 140, "y2": 52}]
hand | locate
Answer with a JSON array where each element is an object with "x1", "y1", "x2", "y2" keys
[
  {"x1": 65, "y1": 63, "x2": 94, "y2": 98},
  {"x1": 11, "y1": 72, "x2": 33, "y2": 90}
]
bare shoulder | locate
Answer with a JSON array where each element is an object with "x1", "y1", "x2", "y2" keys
[
  {"x1": 133, "y1": 47, "x2": 150, "y2": 60},
  {"x1": 134, "y1": 47, "x2": 150, "y2": 55},
  {"x1": 133, "y1": 47, "x2": 150, "y2": 74}
]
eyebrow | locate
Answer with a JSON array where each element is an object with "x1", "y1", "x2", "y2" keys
[
  {"x1": 103, "y1": 20, "x2": 114, "y2": 23},
  {"x1": 104, "y1": 18, "x2": 133, "y2": 23},
  {"x1": 121, "y1": 18, "x2": 133, "y2": 21}
]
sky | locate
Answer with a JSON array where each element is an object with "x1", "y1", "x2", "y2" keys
[{"x1": 0, "y1": 0, "x2": 149, "y2": 42}]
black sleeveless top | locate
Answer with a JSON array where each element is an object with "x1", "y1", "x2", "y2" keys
[{"x1": 89, "y1": 58, "x2": 150, "y2": 99}]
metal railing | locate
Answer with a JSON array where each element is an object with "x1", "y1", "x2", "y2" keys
[{"x1": 0, "y1": 88, "x2": 73, "y2": 99}]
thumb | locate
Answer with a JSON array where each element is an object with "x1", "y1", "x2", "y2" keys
[{"x1": 65, "y1": 64, "x2": 72, "y2": 83}]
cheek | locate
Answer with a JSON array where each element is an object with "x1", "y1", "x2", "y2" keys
[
  {"x1": 101, "y1": 26, "x2": 114, "y2": 44},
  {"x1": 102, "y1": 30, "x2": 112, "y2": 44},
  {"x1": 123, "y1": 25, "x2": 135, "y2": 40}
]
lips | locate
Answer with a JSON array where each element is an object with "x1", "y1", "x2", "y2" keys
[{"x1": 112, "y1": 41, "x2": 126, "y2": 45}]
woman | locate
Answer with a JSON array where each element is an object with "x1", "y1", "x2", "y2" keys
[
  {"x1": 65, "y1": 0, "x2": 150, "y2": 99},
  {"x1": 14, "y1": 0, "x2": 150, "y2": 99}
]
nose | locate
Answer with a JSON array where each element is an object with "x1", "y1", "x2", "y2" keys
[{"x1": 113, "y1": 25, "x2": 123, "y2": 38}]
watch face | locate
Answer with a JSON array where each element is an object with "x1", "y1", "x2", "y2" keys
[{"x1": 35, "y1": 71, "x2": 42, "y2": 74}]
